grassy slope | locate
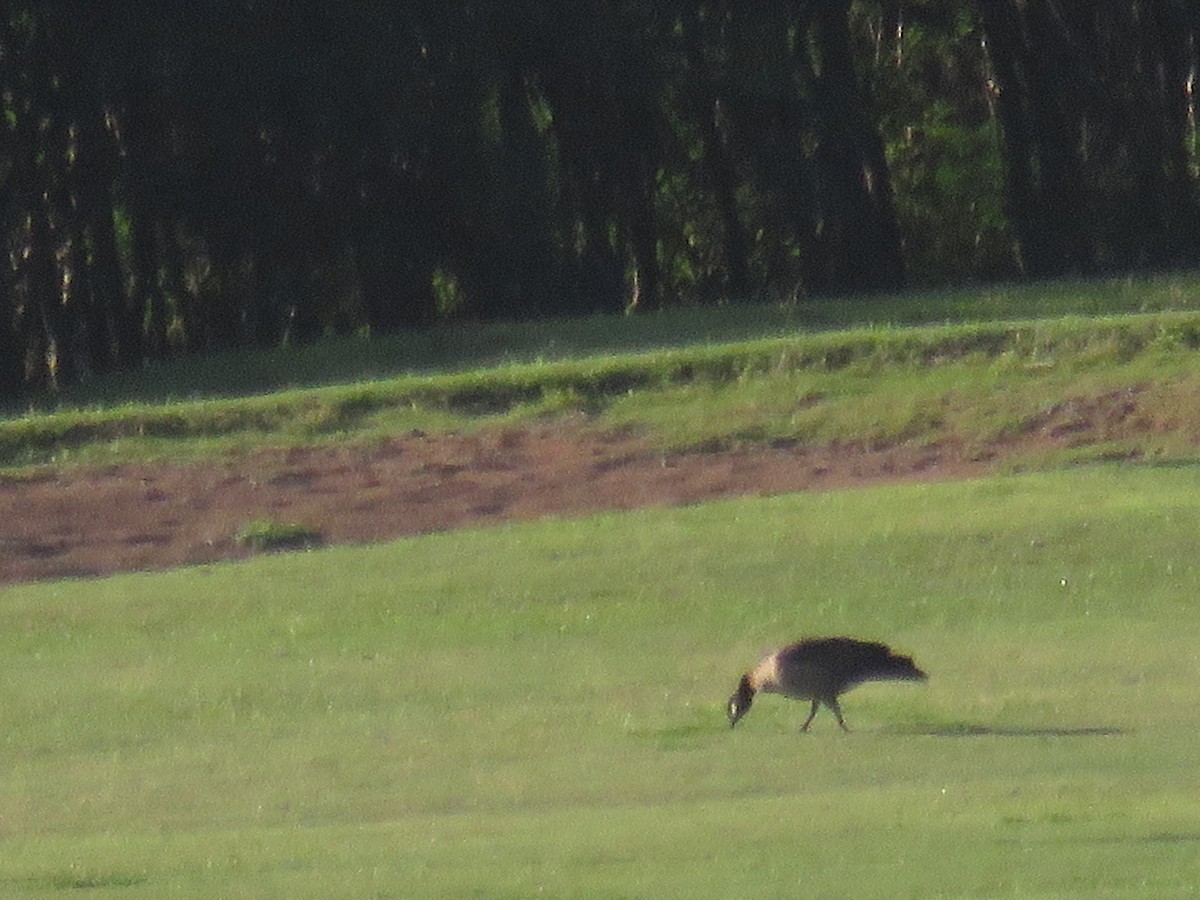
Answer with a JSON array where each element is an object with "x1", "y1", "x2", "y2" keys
[
  {"x1": 7, "y1": 300, "x2": 1200, "y2": 471},
  {"x1": 3, "y1": 467, "x2": 1200, "y2": 896},
  {"x1": 38, "y1": 272, "x2": 1200, "y2": 407}
]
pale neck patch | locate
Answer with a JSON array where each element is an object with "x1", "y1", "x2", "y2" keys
[{"x1": 747, "y1": 653, "x2": 781, "y2": 693}]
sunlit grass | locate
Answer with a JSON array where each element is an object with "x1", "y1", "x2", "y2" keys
[
  {"x1": 7, "y1": 307, "x2": 1200, "y2": 470},
  {"x1": 2, "y1": 467, "x2": 1200, "y2": 895},
  {"x1": 32, "y1": 270, "x2": 1200, "y2": 410}
]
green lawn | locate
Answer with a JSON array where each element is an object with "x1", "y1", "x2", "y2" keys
[{"x1": 2, "y1": 465, "x2": 1199, "y2": 896}]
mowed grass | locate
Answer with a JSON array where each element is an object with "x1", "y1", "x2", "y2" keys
[{"x1": 3, "y1": 466, "x2": 1200, "y2": 896}]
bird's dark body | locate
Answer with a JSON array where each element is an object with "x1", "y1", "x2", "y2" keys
[
  {"x1": 727, "y1": 636, "x2": 927, "y2": 731},
  {"x1": 775, "y1": 637, "x2": 925, "y2": 695}
]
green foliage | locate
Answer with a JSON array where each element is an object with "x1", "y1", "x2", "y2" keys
[
  {"x1": 2, "y1": 468, "x2": 1200, "y2": 895},
  {"x1": 867, "y1": 3, "x2": 1015, "y2": 284},
  {"x1": 888, "y1": 115, "x2": 1013, "y2": 283}
]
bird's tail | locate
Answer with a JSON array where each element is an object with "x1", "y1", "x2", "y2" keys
[{"x1": 870, "y1": 650, "x2": 927, "y2": 683}]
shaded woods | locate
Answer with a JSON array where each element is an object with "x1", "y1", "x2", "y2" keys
[{"x1": 1, "y1": 1, "x2": 1198, "y2": 395}]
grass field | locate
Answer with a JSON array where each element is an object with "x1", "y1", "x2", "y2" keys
[{"x1": 3, "y1": 466, "x2": 1200, "y2": 897}]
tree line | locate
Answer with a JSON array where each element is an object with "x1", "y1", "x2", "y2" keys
[{"x1": 2, "y1": 1, "x2": 1198, "y2": 395}]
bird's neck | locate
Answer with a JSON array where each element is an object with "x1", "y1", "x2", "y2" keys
[{"x1": 747, "y1": 655, "x2": 781, "y2": 693}]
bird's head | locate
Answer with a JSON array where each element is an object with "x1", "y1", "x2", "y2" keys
[{"x1": 727, "y1": 674, "x2": 755, "y2": 728}]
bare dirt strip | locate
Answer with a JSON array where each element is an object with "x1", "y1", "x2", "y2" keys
[{"x1": 0, "y1": 399, "x2": 1144, "y2": 584}]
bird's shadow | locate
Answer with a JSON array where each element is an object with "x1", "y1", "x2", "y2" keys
[{"x1": 889, "y1": 722, "x2": 1127, "y2": 738}]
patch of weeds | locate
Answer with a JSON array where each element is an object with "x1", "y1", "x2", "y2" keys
[
  {"x1": 234, "y1": 518, "x2": 323, "y2": 552},
  {"x1": 26, "y1": 870, "x2": 148, "y2": 890},
  {"x1": 534, "y1": 385, "x2": 590, "y2": 417}
]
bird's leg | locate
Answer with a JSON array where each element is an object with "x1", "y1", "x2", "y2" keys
[
  {"x1": 827, "y1": 698, "x2": 850, "y2": 732},
  {"x1": 800, "y1": 699, "x2": 819, "y2": 732}
]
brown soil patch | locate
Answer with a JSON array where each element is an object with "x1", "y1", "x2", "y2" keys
[
  {"x1": 0, "y1": 424, "x2": 997, "y2": 584},
  {"x1": 0, "y1": 390, "x2": 1155, "y2": 585}
]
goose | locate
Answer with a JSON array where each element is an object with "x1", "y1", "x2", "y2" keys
[{"x1": 727, "y1": 637, "x2": 927, "y2": 731}]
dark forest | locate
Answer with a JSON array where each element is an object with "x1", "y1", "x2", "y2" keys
[{"x1": 2, "y1": 1, "x2": 1198, "y2": 395}]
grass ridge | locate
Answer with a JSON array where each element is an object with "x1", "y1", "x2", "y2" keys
[{"x1": 5, "y1": 309, "x2": 1200, "y2": 469}]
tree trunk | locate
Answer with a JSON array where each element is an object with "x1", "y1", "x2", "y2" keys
[
  {"x1": 811, "y1": 0, "x2": 906, "y2": 292},
  {"x1": 976, "y1": 0, "x2": 1063, "y2": 276},
  {"x1": 681, "y1": 3, "x2": 752, "y2": 299}
]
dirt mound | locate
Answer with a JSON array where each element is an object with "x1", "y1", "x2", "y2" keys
[{"x1": 0, "y1": 424, "x2": 1010, "y2": 584}]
